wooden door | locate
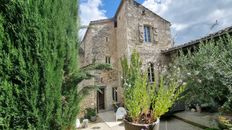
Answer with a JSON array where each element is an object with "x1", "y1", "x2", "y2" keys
[{"x1": 97, "y1": 88, "x2": 105, "y2": 110}]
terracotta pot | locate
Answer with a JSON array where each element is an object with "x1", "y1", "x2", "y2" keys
[
  {"x1": 217, "y1": 115, "x2": 232, "y2": 129},
  {"x1": 124, "y1": 118, "x2": 160, "y2": 130}
]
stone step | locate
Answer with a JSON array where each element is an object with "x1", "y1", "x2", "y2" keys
[{"x1": 174, "y1": 111, "x2": 219, "y2": 129}]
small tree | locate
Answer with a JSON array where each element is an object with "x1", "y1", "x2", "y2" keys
[
  {"x1": 170, "y1": 35, "x2": 232, "y2": 113},
  {"x1": 121, "y1": 50, "x2": 186, "y2": 124}
]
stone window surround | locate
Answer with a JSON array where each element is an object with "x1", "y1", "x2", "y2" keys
[{"x1": 139, "y1": 23, "x2": 157, "y2": 44}]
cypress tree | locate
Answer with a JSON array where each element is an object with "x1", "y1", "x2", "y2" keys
[{"x1": 0, "y1": 0, "x2": 81, "y2": 129}]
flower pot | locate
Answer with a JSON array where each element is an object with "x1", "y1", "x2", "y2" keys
[
  {"x1": 90, "y1": 116, "x2": 97, "y2": 122},
  {"x1": 124, "y1": 118, "x2": 160, "y2": 130},
  {"x1": 217, "y1": 115, "x2": 232, "y2": 129}
]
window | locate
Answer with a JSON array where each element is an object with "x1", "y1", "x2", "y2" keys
[
  {"x1": 144, "y1": 26, "x2": 151, "y2": 43},
  {"x1": 112, "y1": 87, "x2": 118, "y2": 102},
  {"x1": 114, "y1": 21, "x2": 117, "y2": 28},
  {"x1": 101, "y1": 78, "x2": 103, "y2": 83},
  {"x1": 142, "y1": 9, "x2": 145, "y2": 15},
  {"x1": 106, "y1": 37, "x2": 108, "y2": 42},
  {"x1": 105, "y1": 56, "x2": 111, "y2": 64},
  {"x1": 148, "y1": 63, "x2": 155, "y2": 82}
]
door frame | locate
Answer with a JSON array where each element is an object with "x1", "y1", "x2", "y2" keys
[{"x1": 97, "y1": 87, "x2": 105, "y2": 112}]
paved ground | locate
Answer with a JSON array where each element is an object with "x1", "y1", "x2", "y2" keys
[
  {"x1": 79, "y1": 117, "x2": 203, "y2": 130},
  {"x1": 79, "y1": 111, "x2": 203, "y2": 130},
  {"x1": 174, "y1": 111, "x2": 219, "y2": 129}
]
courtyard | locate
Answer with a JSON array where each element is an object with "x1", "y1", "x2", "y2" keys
[
  {"x1": 79, "y1": 110, "x2": 220, "y2": 130},
  {"x1": 1, "y1": 0, "x2": 232, "y2": 129}
]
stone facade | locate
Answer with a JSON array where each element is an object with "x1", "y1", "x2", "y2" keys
[{"x1": 79, "y1": 0, "x2": 172, "y2": 115}]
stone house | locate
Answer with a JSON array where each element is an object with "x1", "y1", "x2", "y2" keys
[{"x1": 79, "y1": 0, "x2": 173, "y2": 113}]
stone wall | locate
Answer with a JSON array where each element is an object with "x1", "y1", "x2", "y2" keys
[
  {"x1": 125, "y1": 0, "x2": 172, "y2": 71},
  {"x1": 115, "y1": 0, "x2": 129, "y2": 105},
  {"x1": 79, "y1": 20, "x2": 121, "y2": 114}
]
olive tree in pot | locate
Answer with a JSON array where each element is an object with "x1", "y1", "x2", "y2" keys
[{"x1": 121, "y1": 50, "x2": 186, "y2": 130}]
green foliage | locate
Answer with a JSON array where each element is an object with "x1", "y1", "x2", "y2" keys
[
  {"x1": 218, "y1": 116, "x2": 232, "y2": 130},
  {"x1": 85, "y1": 108, "x2": 96, "y2": 119},
  {"x1": 121, "y1": 50, "x2": 186, "y2": 124},
  {"x1": 0, "y1": 0, "x2": 84, "y2": 129},
  {"x1": 121, "y1": 51, "x2": 150, "y2": 123},
  {"x1": 82, "y1": 63, "x2": 112, "y2": 71},
  {"x1": 204, "y1": 128, "x2": 219, "y2": 130},
  {"x1": 125, "y1": 73, "x2": 150, "y2": 122},
  {"x1": 151, "y1": 76, "x2": 186, "y2": 118},
  {"x1": 171, "y1": 35, "x2": 232, "y2": 113}
]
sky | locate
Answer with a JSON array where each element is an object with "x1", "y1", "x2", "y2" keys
[{"x1": 79, "y1": 0, "x2": 232, "y2": 45}]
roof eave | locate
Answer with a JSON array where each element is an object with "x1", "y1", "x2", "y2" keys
[{"x1": 161, "y1": 26, "x2": 232, "y2": 54}]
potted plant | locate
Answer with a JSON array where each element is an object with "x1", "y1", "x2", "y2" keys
[
  {"x1": 85, "y1": 108, "x2": 97, "y2": 122},
  {"x1": 217, "y1": 115, "x2": 232, "y2": 129},
  {"x1": 121, "y1": 50, "x2": 186, "y2": 130}
]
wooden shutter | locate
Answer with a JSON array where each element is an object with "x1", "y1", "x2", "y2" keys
[
  {"x1": 153, "y1": 27, "x2": 158, "y2": 44},
  {"x1": 138, "y1": 24, "x2": 144, "y2": 43}
]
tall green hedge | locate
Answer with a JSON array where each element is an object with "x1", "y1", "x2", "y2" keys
[{"x1": 0, "y1": 0, "x2": 79, "y2": 129}]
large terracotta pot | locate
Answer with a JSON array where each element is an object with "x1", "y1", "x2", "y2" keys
[
  {"x1": 124, "y1": 118, "x2": 160, "y2": 130},
  {"x1": 217, "y1": 115, "x2": 232, "y2": 129}
]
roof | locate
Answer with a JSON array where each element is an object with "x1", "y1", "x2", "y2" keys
[
  {"x1": 114, "y1": 0, "x2": 170, "y2": 24},
  {"x1": 161, "y1": 26, "x2": 232, "y2": 54},
  {"x1": 133, "y1": 0, "x2": 171, "y2": 24},
  {"x1": 81, "y1": 0, "x2": 171, "y2": 43}
]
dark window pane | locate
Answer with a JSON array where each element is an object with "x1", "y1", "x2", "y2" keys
[
  {"x1": 144, "y1": 26, "x2": 151, "y2": 43},
  {"x1": 148, "y1": 63, "x2": 155, "y2": 82},
  {"x1": 112, "y1": 88, "x2": 118, "y2": 102},
  {"x1": 144, "y1": 26, "x2": 147, "y2": 42}
]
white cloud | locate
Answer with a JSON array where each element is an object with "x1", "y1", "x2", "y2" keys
[
  {"x1": 79, "y1": 0, "x2": 107, "y2": 39},
  {"x1": 142, "y1": 0, "x2": 171, "y2": 15},
  {"x1": 172, "y1": 23, "x2": 189, "y2": 31},
  {"x1": 142, "y1": 0, "x2": 232, "y2": 45}
]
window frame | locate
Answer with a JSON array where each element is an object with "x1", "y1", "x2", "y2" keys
[{"x1": 144, "y1": 25, "x2": 152, "y2": 43}]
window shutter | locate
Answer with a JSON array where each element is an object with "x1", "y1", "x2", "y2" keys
[
  {"x1": 138, "y1": 24, "x2": 144, "y2": 43},
  {"x1": 153, "y1": 27, "x2": 158, "y2": 44}
]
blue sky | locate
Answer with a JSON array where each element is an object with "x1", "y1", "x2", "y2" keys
[
  {"x1": 99, "y1": 0, "x2": 144, "y2": 17},
  {"x1": 80, "y1": 0, "x2": 232, "y2": 45}
]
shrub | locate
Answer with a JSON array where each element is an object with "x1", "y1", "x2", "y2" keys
[
  {"x1": 170, "y1": 35, "x2": 232, "y2": 113},
  {"x1": 85, "y1": 108, "x2": 96, "y2": 119}
]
